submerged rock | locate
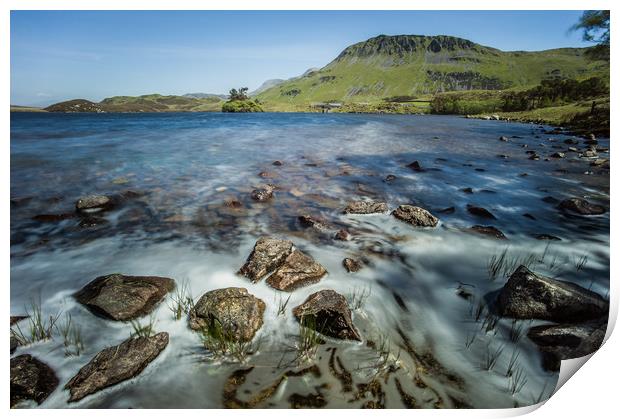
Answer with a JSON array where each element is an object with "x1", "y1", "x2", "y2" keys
[
  {"x1": 293, "y1": 290, "x2": 361, "y2": 341},
  {"x1": 384, "y1": 174, "x2": 397, "y2": 182},
  {"x1": 238, "y1": 236, "x2": 293, "y2": 282},
  {"x1": 466, "y1": 205, "x2": 496, "y2": 219},
  {"x1": 551, "y1": 152, "x2": 565, "y2": 158},
  {"x1": 32, "y1": 213, "x2": 75, "y2": 223},
  {"x1": 298, "y1": 215, "x2": 330, "y2": 230},
  {"x1": 267, "y1": 250, "x2": 327, "y2": 291},
  {"x1": 407, "y1": 161, "x2": 423, "y2": 172},
  {"x1": 334, "y1": 229, "x2": 351, "y2": 241},
  {"x1": 251, "y1": 185, "x2": 275, "y2": 202},
  {"x1": 496, "y1": 266, "x2": 608, "y2": 322},
  {"x1": 528, "y1": 320, "x2": 607, "y2": 372},
  {"x1": 535, "y1": 234, "x2": 561, "y2": 241},
  {"x1": 342, "y1": 258, "x2": 363, "y2": 273},
  {"x1": 75, "y1": 195, "x2": 111, "y2": 213},
  {"x1": 188, "y1": 287, "x2": 265, "y2": 342},
  {"x1": 468, "y1": 225, "x2": 507, "y2": 240},
  {"x1": 65, "y1": 332, "x2": 169, "y2": 402},
  {"x1": 74, "y1": 274, "x2": 175, "y2": 321},
  {"x1": 559, "y1": 198, "x2": 606, "y2": 215},
  {"x1": 343, "y1": 201, "x2": 388, "y2": 214},
  {"x1": 499, "y1": 136, "x2": 508, "y2": 142},
  {"x1": 392, "y1": 205, "x2": 438, "y2": 227},
  {"x1": 11, "y1": 354, "x2": 59, "y2": 407}
]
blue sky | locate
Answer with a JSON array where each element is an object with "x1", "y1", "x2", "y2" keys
[{"x1": 11, "y1": 10, "x2": 590, "y2": 106}]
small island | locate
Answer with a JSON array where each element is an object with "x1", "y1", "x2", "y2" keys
[{"x1": 221, "y1": 87, "x2": 263, "y2": 113}]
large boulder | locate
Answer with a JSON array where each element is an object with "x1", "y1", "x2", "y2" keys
[
  {"x1": 343, "y1": 201, "x2": 388, "y2": 214},
  {"x1": 238, "y1": 236, "x2": 293, "y2": 282},
  {"x1": 74, "y1": 274, "x2": 175, "y2": 321},
  {"x1": 266, "y1": 250, "x2": 327, "y2": 291},
  {"x1": 392, "y1": 205, "x2": 438, "y2": 227},
  {"x1": 293, "y1": 290, "x2": 361, "y2": 341},
  {"x1": 11, "y1": 354, "x2": 59, "y2": 407},
  {"x1": 65, "y1": 332, "x2": 169, "y2": 402},
  {"x1": 527, "y1": 321, "x2": 607, "y2": 371},
  {"x1": 188, "y1": 288, "x2": 265, "y2": 342},
  {"x1": 496, "y1": 266, "x2": 608, "y2": 322},
  {"x1": 559, "y1": 198, "x2": 606, "y2": 215},
  {"x1": 75, "y1": 195, "x2": 112, "y2": 213}
]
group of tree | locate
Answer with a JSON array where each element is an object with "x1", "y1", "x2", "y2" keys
[
  {"x1": 228, "y1": 87, "x2": 249, "y2": 101},
  {"x1": 572, "y1": 10, "x2": 609, "y2": 61}
]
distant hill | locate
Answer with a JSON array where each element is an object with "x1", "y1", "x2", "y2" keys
[
  {"x1": 256, "y1": 34, "x2": 609, "y2": 110},
  {"x1": 249, "y1": 79, "x2": 285, "y2": 96},
  {"x1": 44, "y1": 94, "x2": 224, "y2": 113},
  {"x1": 183, "y1": 92, "x2": 228, "y2": 100}
]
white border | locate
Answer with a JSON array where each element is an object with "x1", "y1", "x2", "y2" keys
[{"x1": 3, "y1": 2, "x2": 616, "y2": 418}]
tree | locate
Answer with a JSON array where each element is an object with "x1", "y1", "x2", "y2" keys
[
  {"x1": 228, "y1": 87, "x2": 249, "y2": 101},
  {"x1": 572, "y1": 10, "x2": 610, "y2": 61}
]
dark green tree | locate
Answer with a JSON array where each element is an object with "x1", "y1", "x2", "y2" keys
[
  {"x1": 228, "y1": 87, "x2": 249, "y2": 101},
  {"x1": 572, "y1": 10, "x2": 610, "y2": 61}
]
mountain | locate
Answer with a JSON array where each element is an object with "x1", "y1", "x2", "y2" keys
[
  {"x1": 44, "y1": 94, "x2": 223, "y2": 113},
  {"x1": 183, "y1": 92, "x2": 228, "y2": 100},
  {"x1": 256, "y1": 34, "x2": 609, "y2": 110},
  {"x1": 249, "y1": 79, "x2": 285, "y2": 96}
]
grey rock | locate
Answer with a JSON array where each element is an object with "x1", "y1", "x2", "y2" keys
[
  {"x1": 392, "y1": 205, "x2": 438, "y2": 227},
  {"x1": 293, "y1": 290, "x2": 361, "y2": 341},
  {"x1": 343, "y1": 200, "x2": 388, "y2": 214},
  {"x1": 238, "y1": 236, "x2": 293, "y2": 282},
  {"x1": 266, "y1": 249, "x2": 327, "y2": 291},
  {"x1": 11, "y1": 354, "x2": 59, "y2": 407},
  {"x1": 497, "y1": 266, "x2": 608, "y2": 322},
  {"x1": 551, "y1": 152, "x2": 565, "y2": 158},
  {"x1": 342, "y1": 258, "x2": 363, "y2": 272},
  {"x1": 251, "y1": 185, "x2": 275, "y2": 201},
  {"x1": 74, "y1": 274, "x2": 175, "y2": 321},
  {"x1": 75, "y1": 195, "x2": 111, "y2": 212},
  {"x1": 65, "y1": 332, "x2": 168, "y2": 402},
  {"x1": 559, "y1": 198, "x2": 606, "y2": 215},
  {"x1": 188, "y1": 288, "x2": 265, "y2": 342}
]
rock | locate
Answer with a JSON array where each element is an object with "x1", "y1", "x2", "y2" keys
[
  {"x1": 74, "y1": 274, "x2": 175, "y2": 321},
  {"x1": 188, "y1": 288, "x2": 265, "y2": 341},
  {"x1": 559, "y1": 198, "x2": 606, "y2": 215},
  {"x1": 582, "y1": 150, "x2": 598, "y2": 158},
  {"x1": 266, "y1": 250, "x2": 327, "y2": 292},
  {"x1": 491, "y1": 115, "x2": 500, "y2": 120},
  {"x1": 272, "y1": 160, "x2": 283, "y2": 166},
  {"x1": 542, "y1": 196, "x2": 559, "y2": 204},
  {"x1": 535, "y1": 234, "x2": 562, "y2": 241},
  {"x1": 293, "y1": 290, "x2": 361, "y2": 341},
  {"x1": 528, "y1": 153, "x2": 540, "y2": 160},
  {"x1": 499, "y1": 136, "x2": 508, "y2": 142},
  {"x1": 591, "y1": 158, "x2": 609, "y2": 167},
  {"x1": 224, "y1": 197, "x2": 243, "y2": 208},
  {"x1": 551, "y1": 152, "x2": 565, "y2": 158},
  {"x1": 496, "y1": 266, "x2": 608, "y2": 322},
  {"x1": 32, "y1": 213, "x2": 75, "y2": 222},
  {"x1": 438, "y1": 206, "x2": 455, "y2": 214},
  {"x1": 343, "y1": 200, "x2": 388, "y2": 214},
  {"x1": 564, "y1": 138, "x2": 579, "y2": 145},
  {"x1": 584, "y1": 139, "x2": 598, "y2": 146},
  {"x1": 163, "y1": 214, "x2": 190, "y2": 223},
  {"x1": 343, "y1": 258, "x2": 362, "y2": 273},
  {"x1": 384, "y1": 174, "x2": 397, "y2": 182},
  {"x1": 461, "y1": 187, "x2": 473, "y2": 194},
  {"x1": 497, "y1": 154, "x2": 509, "y2": 159},
  {"x1": 522, "y1": 213, "x2": 536, "y2": 220},
  {"x1": 568, "y1": 147, "x2": 578, "y2": 152},
  {"x1": 238, "y1": 236, "x2": 293, "y2": 282},
  {"x1": 466, "y1": 205, "x2": 496, "y2": 219},
  {"x1": 298, "y1": 214, "x2": 326, "y2": 228},
  {"x1": 407, "y1": 161, "x2": 423, "y2": 172},
  {"x1": 10, "y1": 315, "x2": 28, "y2": 326},
  {"x1": 468, "y1": 225, "x2": 507, "y2": 240},
  {"x1": 334, "y1": 229, "x2": 351, "y2": 241},
  {"x1": 75, "y1": 195, "x2": 111, "y2": 213},
  {"x1": 111, "y1": 177, "x2": 129, "y2": 185},
  {"x1": 78, "y1": 216, "x2": 109, "y2": 228},
  {"x1": 11, "y1": 354, "x2": 59, "y2": 407},
  {"x1": 392, "y1": 205, "x2": 438, "y2": 227},
  {"x1": 527, "y1": 320, "x2": 606, "y2": 371},
  {"x1": 251, "y1": 185, "x2": 275, "y2": 202},
  {"x1": 258, "y1": 171, "x2": 275, "y2": 178},
  {"x1": 65, "y1": 332, "x2": 168, "y2": 402}
]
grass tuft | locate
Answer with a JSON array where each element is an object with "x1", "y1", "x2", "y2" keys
[
  {"x1": 56, "y1": 313, "x2": 84, "y2": 357},
  {"x1": 482, "y1": 343, "x2": 505, "y2": 371},
  {"x1": 129, "y1": 315, "x2": 157, "y2": 338},
  {"x1": 276, "y1": 294, "x2": 292, "y2": 317},
  {"x1": 199, "y1": 318, "x2": 260, "y2": 363},
  {"x1": 168, "y1": 280, "x2": 194, "y2": 320},
  {"x1": 10, "y1": 298, "x2": 60, "y2": 345},
  {"x1": 348, "y1": 286, "x2": 371, "y2": 311}
]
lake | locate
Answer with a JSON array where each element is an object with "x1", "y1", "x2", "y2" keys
[{"x1": 10, "y1": 112, "x2": 610, "y2": 408}]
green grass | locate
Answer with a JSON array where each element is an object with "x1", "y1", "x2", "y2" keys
[
  {"x1": 46, "y1": 94, "x2": 224, "y2": 113},
  {"x1": 168, "y1": 280, "x2": 194, "y2": 320},
  {"x1": 198, "y1": 318, "x2": 260, "y2": 363},
  {"x1": 10, "y1": 299, "x2": 60, "y2": 345},
  {"x1": 56, "y1": 313, "x2": 85, "y2": 357},
  {"x1": 129, "y1": 315, "x2": 157, "y2": 338}
]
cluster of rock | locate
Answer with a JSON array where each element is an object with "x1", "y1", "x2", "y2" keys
[{"x1": 495, "y1": 266, "x2": 608, "y2": 371}]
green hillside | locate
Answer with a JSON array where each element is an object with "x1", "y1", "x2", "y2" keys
[
  {"x1": 44, "y1": 94, "x2": 223, "y2": 113},
  {"x1": 256, "y1": 35, "x2": 609, "y2": 111}
]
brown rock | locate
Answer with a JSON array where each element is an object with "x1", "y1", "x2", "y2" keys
[
  {"x1": 293, "y1": 290, "x2": 361, "y2": 341},
  {"x1": 238, "y1": 236, "x2": 293, "y2": 282},
  {"x1": 392, "y1": 205, "x2": 438, "y2": 227},
  {"x1": 343, "y1": 201, "x2": 388, "y2": 214},
  {"x1": 468, "y1": 225, "x2": 507, "y2": 240},
  {"x1": 559, "y1": 198, "x2": 606, "y2": 215},
  {"x1": 11, "y1": 354, "x2": 59, "y2": 407},
  {"x1": 343, "y1": 258, "x2": 362, "y2": 272},
  {"x1": 267, "y1": 250, "x2": 327, "y2": 292},
  {"x1": 466, "y1": 204, "x2": 496, "y2": 219}
]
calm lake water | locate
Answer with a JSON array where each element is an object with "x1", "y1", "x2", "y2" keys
[{"x1": 10, "y1": 112, "x2": 610, "y2": 408}]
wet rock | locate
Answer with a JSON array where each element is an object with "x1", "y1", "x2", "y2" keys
[
  {"x1": 528, "y1": 320, "x2": 606, "y2": 372},
  {"x1": 334, "y1": 229, "x2": 351, "y2": 241},
  {"x1": 78, "y1": 216, "x2": 109, "y2": 228},
  {"x1": 343, "y1": 258, "x2": 363, "y2": 273},
  {"x1": 65, "y1": 332, "x2": 169, "y2": 402},
  {"x1": 11, "y1": 354, "x2": 59, "y2": 407},
  {"x1": 581, "y1": 150, "x2": 598, "y2": 158},
  {"x1": 568, "y1": 147, "x2": 578, "y2": 152},
  {"x1": 559, "y1": 198, "x2": 606, "y2": 215},
  {"x1": 384, "y1": 174, "x2": 396, "y2": 182},
  {"x1": 407, "y1": 161, "x2": 423, "y2": 172},
  {"x1": 162, "y1": 214, "x2": 190, "y2": 223},
  {"x1": 392, "y1": 205, "x2": 438, "y2": 227},
  {"x1": 519, "y1": 173, "x2": 528, "y2": 177},
  {"x1": 258, "y1": 171, "x2": 275, "y2": 178},
  {"x1": 272, "y1": 160, "x2": 283, "y2": 166},
  {"x1": 188, "y1": 288, "x2": 265, "y2": 341},
  {"x1": 522, "y1": 213, "x2": 536, "y2": 220},
  {"x1": 75, "y1": 195, "x2": 111, "y2": 213},
  {"x1": 298, "y1": 215, "x2": 330, "y2": 230},
  {"x1": 461, "y1": 187, "x2": 473, "y2": 194},
  {"x1": 11, "y1": 315, "x2": 28, "y2": 326},
  {"x1": 499, "y1": 136, "x2": 508, "y2": 142},
  {"x1": 591, "y1": 158, "x2": 609, "y2": 167},
  {"x1": 293, "y1": 290, "x2": 361, "y2": 341},
  {"x1": 542, "y1": 196, "x2": 559, "y2": 204},
  {"x1": 468, "y1": 225, "x2": 507, "y2": 240},
  {"x1": 466, "y1": 205, "x2": 496, "y2": 219},
  {"x1": 535, "y1": 234, "x2": 562, "y2": 241},
  {"x1": 496, "y1": 266, "x2": 608, "y2": 322},
  {"x1": 32, "y1": 213, "x2": 75, "y2": 222},
  {"x1": 551, "y1": 152, "x2": 565, "y2": 158},
  {"x1": 266, "y1": 250, "x2": 327, "y2": 292},
  {"x1": 224, "y1": 197, "x2": 243, "y2": 209},
  {"x1": 564, "y1": 138, "x2": 579, "y2": 145},
  {"x1": 438, "y1": 206, "x2": 455, "y2": 214},
  {"x1": 497, "y1": 154, "x2": 509, "y2": 159},
  {"x1": 251, "y1": 185, "x2": 275, "y2": 202},
  {"x1": 343, "y1": 200, "x2": 388, "y2": 214},
  {"x1": 238, "y1": 236, "x2": 293, "y2": 282},
  {"x1": 74, "y1": 274, "x2": 175, "y2": 321}
]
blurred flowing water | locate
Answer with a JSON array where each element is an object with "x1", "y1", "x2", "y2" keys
[{"x1": 10, "y1": 112, "x2": 609, "y2": 408}]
